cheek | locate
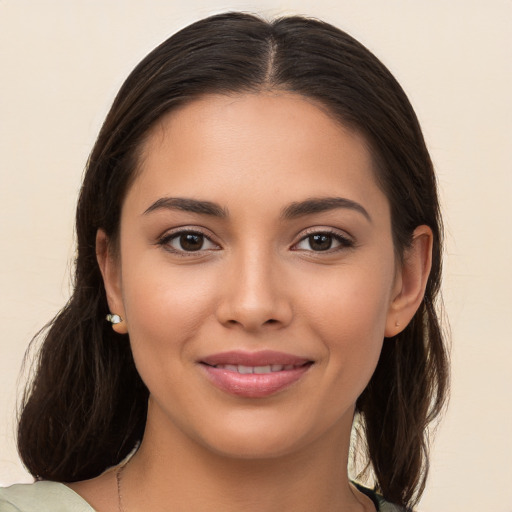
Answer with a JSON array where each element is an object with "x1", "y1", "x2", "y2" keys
[
  {"x1": 120, "y1": 266, "x2": 220, "y2": 408},
  {"x1": 301, "y1": 262, "x2": 394, "y2": 336},
  {"x1": 298, "y1": 262, "x2": 394, "y2": 383},
  {"x1": 120, "y1": 255, "x2": 219, "y2": 358}
]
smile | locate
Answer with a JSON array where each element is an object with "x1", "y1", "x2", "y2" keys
[
  {"x1": 199, "y1": 351, "x2": 314, "y2": 398},
  {"x1": 210, "y1": 364, "x2": 303, "y2": 374}
]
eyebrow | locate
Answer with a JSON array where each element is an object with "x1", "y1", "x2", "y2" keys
[
  {"x1": 143, "y1": 197, "x2": 228, "y2": 217},
  {"x1": 281, "y1": 197, "x2": 372, "y2": 222},
  {"x1": 142, "y1": 196, "x2": 371, "y2": 222}
]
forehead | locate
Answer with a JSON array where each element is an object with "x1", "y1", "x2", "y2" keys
[
  {"x1": 142, "y1": 92, "x2": 367, "y2": 164},
  {"x1": 128, "y1": 92, "x2": 387, "y2": 218}
]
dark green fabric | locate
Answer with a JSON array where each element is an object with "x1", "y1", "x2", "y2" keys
[{"x1": 353, "y1": 481, "x2": 411, "y2": 512}]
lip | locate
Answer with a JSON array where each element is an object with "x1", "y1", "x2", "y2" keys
[
  {"x1": 201, "y1": 350, "x2": 311, "y2": 367},
  {"x1": 199, "y1": 350, "x2": 314, "y2": 398}
]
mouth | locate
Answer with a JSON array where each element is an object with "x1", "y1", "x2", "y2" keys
[
  {"x1": 199, "y1": 351, "x2": 314, "y2": 398},
  {"x1": 205, "y1": 363, "x2": 307, "y2": 374}
]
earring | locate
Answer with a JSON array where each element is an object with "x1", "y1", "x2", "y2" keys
[
  {"x1": 106, "y1": 313, "x2": 128, "y2": 334},
  {"x1": 395, "y1": 320, "x2": 400, "y2": 327},
  {"x1": 106, "y1": 313, "x2": 122, "y2": 324}
]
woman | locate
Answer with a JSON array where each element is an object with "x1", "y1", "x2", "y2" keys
[{"x1": 0, "y1": 12, "x2": 448, "y2": 512}]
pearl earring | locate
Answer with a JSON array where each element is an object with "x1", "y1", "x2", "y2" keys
[{"x1": 106, "y1": 313, "x2": 122, "y2": 324}]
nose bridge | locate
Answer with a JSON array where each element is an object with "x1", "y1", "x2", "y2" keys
[{"x1": 217, "y1": 242, "x2": 292, "y2": 330}]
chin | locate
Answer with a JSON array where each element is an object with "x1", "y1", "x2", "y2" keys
[
  {"x1": 187, "y1": 408, "x2": 347, "y2": 462},
  {"x1": 198, "y1": 430, "x2": 307, "y2": 461}
]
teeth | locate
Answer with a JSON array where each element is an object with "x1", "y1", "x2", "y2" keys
[
  {"x1": 214, "y1": 364, "x2": 296, "y2": 373},
  {"x1": 253, "y1": 365, "x2": 271, "y2": 374}
]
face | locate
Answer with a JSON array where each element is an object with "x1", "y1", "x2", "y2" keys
[{"x1": 102, "y1": 93, "x2": 407, "y2": 460}]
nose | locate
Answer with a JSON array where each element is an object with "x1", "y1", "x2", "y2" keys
[{"x1": 215, "y1": 249, "x2": 293, "y2": 332}]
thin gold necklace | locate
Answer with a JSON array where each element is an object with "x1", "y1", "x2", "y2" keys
[{"x1": 116, "y1": 463, "x2": 127, "y2": 512}]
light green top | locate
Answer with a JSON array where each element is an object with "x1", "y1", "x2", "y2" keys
[
  {"x1": 0, "y1": 480, "x2": 406, "y2": 511},
  {"x1": 0, "y1": 481, "x2": 94, "y2": 512}
]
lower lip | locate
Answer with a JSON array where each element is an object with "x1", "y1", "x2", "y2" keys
[{"x1": 200, "y1": 364, "x2": 312, "y2": 398}]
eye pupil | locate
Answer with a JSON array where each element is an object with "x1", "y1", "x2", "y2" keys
[
  {"x1": 180, "y1": 233, "x2": 203, "y2": 251},
  {"x1": 310, "y1": 234, "x2": 332, "y2": 251}
]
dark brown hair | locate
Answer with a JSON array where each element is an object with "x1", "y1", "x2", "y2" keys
[{"x1": 17, "y1": 12, "x2": 449, "y2": 509}]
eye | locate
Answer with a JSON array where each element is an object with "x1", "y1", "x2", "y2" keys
[
  {"x1": 293, "y1": 231, "x2": 353, "y2": 252},
  {"x1": 159, "y1": 230, "x2": 219, "y2": 253}
]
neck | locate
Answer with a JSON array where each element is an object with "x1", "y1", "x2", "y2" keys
[{"x1": 119, "y1": 401, "x2": 370, "y2": 512}]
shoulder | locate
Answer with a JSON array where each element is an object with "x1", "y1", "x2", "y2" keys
[{"x1": 0, "y1": 481, "x2": 95, "y2": 512}]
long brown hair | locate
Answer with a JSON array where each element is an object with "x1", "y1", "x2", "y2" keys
[{"x1": 17, "y1": 12, "x2": 449, "y2": 509}]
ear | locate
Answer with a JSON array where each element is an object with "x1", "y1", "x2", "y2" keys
[
  {"x1": 96, "y1": 229, "x2": 128, "y2": 334},
  {"x1": 385, "y1": 225, "x2": 433, "y2": 337}
]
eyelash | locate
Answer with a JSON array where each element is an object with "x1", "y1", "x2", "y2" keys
[{"x1": 156, "y1": 227, "x2": 354, "y2": 256}]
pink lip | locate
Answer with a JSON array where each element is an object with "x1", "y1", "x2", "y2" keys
[
  {"x1": 199, "y1": 350, "x2": 313, "y2": 398},
  {"x1": 201, "y1": 350, "x2": 310, "y2": 367}
]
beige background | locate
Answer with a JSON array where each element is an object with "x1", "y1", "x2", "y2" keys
[{"x1": 1, "y1": 1, "x2": 511, "y2": 511}]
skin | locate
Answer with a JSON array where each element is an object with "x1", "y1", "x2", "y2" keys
[{"x1": 71, "y1": 92, "x2": 432, "y2": 512}]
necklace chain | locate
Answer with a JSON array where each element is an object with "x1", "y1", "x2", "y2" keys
[{"x1": 116, "y1": 463, "x2": 126, "y2": 512}]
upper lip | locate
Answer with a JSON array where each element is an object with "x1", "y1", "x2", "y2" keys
[{"x1": 200, "y1": 350, "x2": 312, "y2": 367}]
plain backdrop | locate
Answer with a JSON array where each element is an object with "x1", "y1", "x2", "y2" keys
[{"x1": 1, "y1": 1, "x2": 511, "y2": 511}]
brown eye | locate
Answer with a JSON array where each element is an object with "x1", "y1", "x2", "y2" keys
[
  {"x1": 160, "y1": 230, "x2": 219, "y2": 253},
  {"x1": 293, "y1": 230, "x2": 354, "y2": 252},
  {"x1": 308, "y1": 234, "x2": 334, "y2": 251},
  {"x1": 179, "y1": 233, "x2": 204, "y2": 251}
]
